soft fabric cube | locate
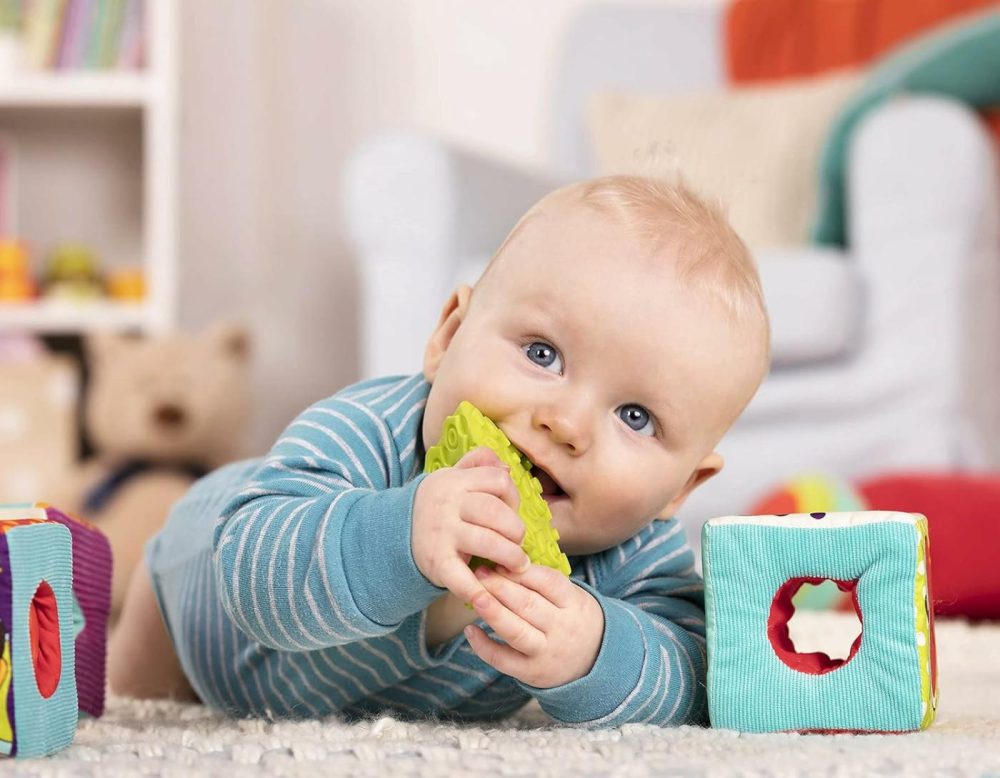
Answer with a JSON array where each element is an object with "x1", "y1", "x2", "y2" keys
[
  {"x1": 41, "y1": 505, "x2": 112, "y2": 718},
  {"x1": 0, "y1": 516, "x2": 77, "y2": 758},
  {"x1": 702, "y1": 511, "x2": 938, "y2": 733}
]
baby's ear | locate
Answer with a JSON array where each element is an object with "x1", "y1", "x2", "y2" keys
[
  {"x1": 423, "y1": 285, "x2": 473, "y2": 381},
  {"x1": 661, "y1": 452, "x2": 724, "y2": 518}
]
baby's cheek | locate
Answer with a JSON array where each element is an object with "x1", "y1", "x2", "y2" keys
[
  {"x1": 592, "y1": 461, "x2": 658, "y2": 519},
  {"x1": 620, "y1": 457, "x2": 683, "y2": 518}
]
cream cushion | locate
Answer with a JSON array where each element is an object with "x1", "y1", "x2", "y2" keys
[{"x1": 588, "y1": 71, "x2": 862, "y2": 249}]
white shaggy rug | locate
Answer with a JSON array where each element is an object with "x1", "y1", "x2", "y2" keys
[{"x1": 12, "y1": 615, "x2": 1000, "y2": 776}]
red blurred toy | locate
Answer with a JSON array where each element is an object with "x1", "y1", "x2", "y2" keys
[{"x1": 751, "y1": 472, "x2": 1000, "y2": 620}]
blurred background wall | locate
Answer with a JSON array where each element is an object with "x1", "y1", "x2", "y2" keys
[
  {"x1": 179, "y1": 0, "x2": 615, "y2": 454},
  {"x1": 4, "y1": 0, "x2": 998, "y2": 525}
]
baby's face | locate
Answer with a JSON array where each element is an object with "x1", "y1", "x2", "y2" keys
[{"x1": 422, "y1": 200, "x2": 760, "y2": 555}]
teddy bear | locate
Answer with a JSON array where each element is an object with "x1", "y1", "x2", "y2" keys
[{"x1": 50, "y1": 321, "x2": 252, "y2": 621}]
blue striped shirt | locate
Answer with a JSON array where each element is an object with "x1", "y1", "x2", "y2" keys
[{"x1": 153, "y1": 373, "x2": 707, "y2": 726}]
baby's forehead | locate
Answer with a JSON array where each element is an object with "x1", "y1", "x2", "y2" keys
[
  {"x1": 522, "y1": 195, "x2": 628, "y2": 239},
  {"x1": 493, "y1": 206, "x2": 660, "y2": 277}
]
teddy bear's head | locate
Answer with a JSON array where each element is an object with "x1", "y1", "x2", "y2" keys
[{"x1": 85, "y1": 322, "x2": 252, "y2": 468}]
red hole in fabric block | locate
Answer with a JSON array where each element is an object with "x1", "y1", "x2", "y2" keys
[
  {"x1": 768, "y1": 577, "x2": 862, "y2": 674},
  {"x1": 29, "y1": 580, "x2": 61, "y2": 699}
]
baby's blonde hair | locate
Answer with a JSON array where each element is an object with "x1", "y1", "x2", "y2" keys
[
  {"x1": 480, "y1": 174, "x2": 771, "y2": 419},
  {"x1": 488, "y1": 174, "x2": 770, "y2": 364}
]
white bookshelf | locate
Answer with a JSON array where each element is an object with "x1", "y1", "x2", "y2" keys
[
  {"x1": 0, "y1": 299, "x2": 146, "y2": 331},
  {"x1": 0, "y1": 71, "x2": 150, "y2": 107},
  {"x1": 0, "y1": 0, "x2": 177, "y2": 335}
]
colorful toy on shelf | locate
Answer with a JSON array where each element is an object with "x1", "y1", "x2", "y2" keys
[
  {"x1": 105, "y1": 266, "x2": 145, "y2": 301},
  {"x1": 0, "y1": 240, "x2": 36, "y2": 301},
  {"x1": 702, "y1": 510, "x2": 938, "y2": 733},
  {"x1": 424, "y1": 401, "x2": 571, "y2": 576},
  {"x1": 42, "y1": 244, "x2": 102, "y2": 300}
]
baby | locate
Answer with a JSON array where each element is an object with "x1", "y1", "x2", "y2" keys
[{"x1": 108, "y1": 174, "x2": 770, "y2": 727}]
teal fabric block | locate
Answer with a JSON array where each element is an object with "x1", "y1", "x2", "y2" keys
[
  {"x1": 7, "y1": 523, "x2": 77, "y2": 758},
  {"x1": 703, "y1": 512, "x2": 934, "y2": 733}
]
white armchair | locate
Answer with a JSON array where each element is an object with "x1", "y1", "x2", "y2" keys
[{"x1": 343, "y1": 3, "x2": 1000, "y2": 555}]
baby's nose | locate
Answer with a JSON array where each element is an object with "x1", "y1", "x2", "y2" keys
[{"x1": 533, "y1": 404, "x2": 590, "y2": 453}]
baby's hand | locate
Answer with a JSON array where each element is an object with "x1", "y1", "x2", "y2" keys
[
  {"x1": 464, "y1": 565, "x2": 605, "y2": 689},
  {"x1": 412, "y1": 447, "x2": 529, "y2": 605}
]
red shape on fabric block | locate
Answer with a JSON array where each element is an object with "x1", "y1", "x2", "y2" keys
[
  {"x1": 29, "y1": 580, "x2": 61, "y2": 699},
  {"x1": 857, "y1": 473, "x2": 1000, "y2": 620},
  {"x1": 768, "y1": 577, "x2": 863, "y2": 674}
]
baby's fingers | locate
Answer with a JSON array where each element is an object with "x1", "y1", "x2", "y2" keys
[
  {"x1": 495, "y1": 563, "x2": 576, "y2": 609},
  {"x1": 468, "y1": 587, "x2": 545, "y2": 657},
  {"x1": 475, "y1": 566, "x2": 557, "y2": 630},
  {"x1": 460, "y1": 492, "x2": 526, "y2": 547},
  {"x1": 464, "y1": 624, "x2": 527, "y2": 679},
  {"x1": 439, "y1": 559, "x2": 486, "y2": 607},
  {"x1": 454, "y1": 446, "x2": 507, "y2": 471},
  {"x1": 458, "y1": 524, "x2": 530, "y2": 574},
  {"x1": 454, "y1": 449, "x2": 521, "y2": 515}
]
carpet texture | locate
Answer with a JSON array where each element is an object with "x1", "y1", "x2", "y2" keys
[{"x1": 10, "y1": 614, "x2": 1000, "y2": 776}]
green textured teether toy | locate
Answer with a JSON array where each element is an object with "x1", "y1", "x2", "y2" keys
[{"x1": 424, "y1": 401, "x2": 571, "y2": 576}]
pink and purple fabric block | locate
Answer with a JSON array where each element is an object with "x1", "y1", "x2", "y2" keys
[
  {"x1": 0, "y1": 503, "x2": 112, "y2": 758},
  {"x1": 42, "y1": 505, "x2": 113, "y2": 719}
]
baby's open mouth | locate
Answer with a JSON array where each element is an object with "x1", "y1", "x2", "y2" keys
[{"x1": 531, "y1": 464, "x2": 566, "y2": 499}]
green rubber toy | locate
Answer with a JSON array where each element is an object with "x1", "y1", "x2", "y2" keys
[{"x1": 424, "y1": 401, "x2": 571, "y2": 577}]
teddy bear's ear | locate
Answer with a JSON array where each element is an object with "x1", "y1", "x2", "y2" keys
[
  {"x1": 206, "y1": 320, "x2": 251, "y2": 362},
  {"x1": 85, "y1": 331, "x2": 130, "y2": 367}
]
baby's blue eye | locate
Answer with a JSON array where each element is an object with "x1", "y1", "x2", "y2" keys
[
  {"x1": 618, "y1": 404, "x2": 655, "y2": 436},
  {"x1": 524, "y1": 341, "x2": 563, "y2": 374}
]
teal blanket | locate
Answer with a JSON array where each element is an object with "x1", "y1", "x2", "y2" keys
[{"x1": 815, "y1": 8, "x2": 1000, "y2": 247}]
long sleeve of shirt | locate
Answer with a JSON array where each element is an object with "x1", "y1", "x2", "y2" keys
[
  {"x1": 212, "y1": 374, "x2": 445, "y2": 651},
  {"x1": 524, "y1": 518, "x2": 708, "y2": 727}
]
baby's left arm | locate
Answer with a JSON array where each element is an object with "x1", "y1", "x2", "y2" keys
[{"x1": 466, "y1": 518, "x2": 707, "y2": 728}]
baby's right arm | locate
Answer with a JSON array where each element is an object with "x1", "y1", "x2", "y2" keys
[
  {"x1": 212, "y1": 394, "x2": 444, "y2": 650},
  {"x1": 212, "y1": 396, "x2": 526, "y2": 652}
]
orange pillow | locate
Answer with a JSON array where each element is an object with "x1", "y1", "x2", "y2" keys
[{"x1": 725, "y1": 0, "x2": 998, "y2": 82}]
